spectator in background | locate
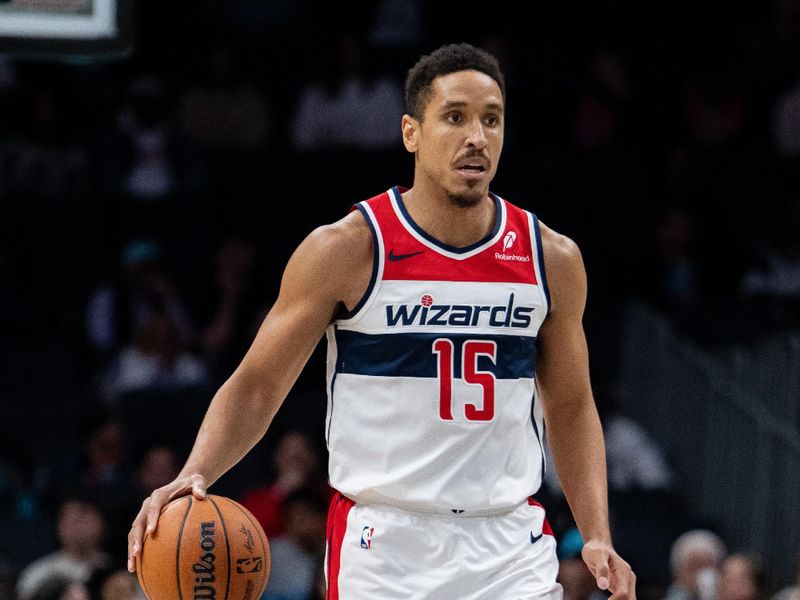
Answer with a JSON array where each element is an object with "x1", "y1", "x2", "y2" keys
[
  {"x1": 574, "y1": 50, "x2": 633, "y2": 153},
  {"x1": 557, "y1": 528, "x2": 607, "y2": 600},
  {"x1": 241, "y1": 430, "x2": 330, "y2": 538},
  {"x1": 100, "y1": 309, "x2": 207, "y2": 401},
  {"x1": 179, "y1": 40, "x2": 270, "y2": 152},
  {"x1": 774, "y1": 556, "x2": 800, "y2": 600},
  {"x1": 261, "y1": 488, "x2": 328, "y2": 600},
  {"x1": 0, "y1": 441, "x2": 52, "y2": 571},
  {"x1": 542, "y1": 385, "x2": 673, "y2": 496},
  {"x1": 639, "y1": 208, "x2": 701, "y2": 310},
  {"x1": 107, "y1": 443, "x2": 181, "y2": 562},
  {"x1": 598, "y1": 391, "x2": 674, "y2": 494},
  {"x1": 96, "y1": 74, "x2": 203, "y2": 240},
  {"x1": 85, "y1": 239, "x2": 195, "y2": 362},
  {"x1": 740, "y1": 196, "x2": 800, "y2": 308},
  {"x1": 75, "y1": 416, "x2": 130, "y2": 505},
  {"x1": 29, "y1": 576, "x2": 90, "y2": 600},
  {"x1": 177, "y1": 40, "x2": 270, "y2": 214},
  {"x1": 115, "y1": 75, "x2": 177, "y2": 202},
  {"x1": 291, "y1": 33, "x2": 404, "y2": 150},
  {"x1": 97, "y1": 569, "x2": 143, "y2": 600},
  {"x1": 135, "y1": 444, "x2": 180, "y2": 495},
  {"x1": 686, "y1": 73, "x2": 745, "y2": 149},
  {"x1": 16, "y1": 496, "x2": 110, "y2": 600},
  {"x1": 717, "y1": 553, "x2": 769, "y2": 600},
  {"x1": 773, "y1": 71, "x2": 800, "y2": 159},
  {"x1": 663, "y1": 530, "x2": 727, "y2": 600},
  {"x1": 0, "y1": 87, "x2": 89, "y2": 203},
  {"x1": 199, "y1": 238, "x2": 263, "y2": 381}
]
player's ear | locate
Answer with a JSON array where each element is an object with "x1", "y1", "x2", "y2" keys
[{"x1": 402, "y1": 114, "x2": 419, "y2": 153}]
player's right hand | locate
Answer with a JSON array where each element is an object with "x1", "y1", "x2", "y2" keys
[{"x1": 127, "y1": 474, "x2": 208, "y2": 573}]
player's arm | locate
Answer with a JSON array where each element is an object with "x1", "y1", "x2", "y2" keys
[
  {"x1": 535, "y1": 224, "x2": 636, "y2": 600},
  {"x1": 127, "y1": 211, "x2": 372, "y2": 572}
]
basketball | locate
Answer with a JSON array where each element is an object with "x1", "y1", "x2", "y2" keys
[{"x1": 136, "y1": 495, "x2": 270, "y2": 600}]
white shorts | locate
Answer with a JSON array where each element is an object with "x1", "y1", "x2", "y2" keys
[{"x1": 325, "y1": 492, "x2": 562, "y2": 600}]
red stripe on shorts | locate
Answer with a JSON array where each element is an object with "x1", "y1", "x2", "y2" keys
[
  {"x1": 527, "y1": 497, "x2": 554, "y2": 536},
  {"x1": 326, "y1": 492, "x2": 355, "y2": 600}
]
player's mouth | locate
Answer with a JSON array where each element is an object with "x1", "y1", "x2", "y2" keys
[{"x1": 454, "y1": 158, "x2": 489, "y2": 181}]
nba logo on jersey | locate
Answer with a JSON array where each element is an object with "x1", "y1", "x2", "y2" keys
[{"x1": 360, "y1": 526, "x2": 374, "y2": 549}]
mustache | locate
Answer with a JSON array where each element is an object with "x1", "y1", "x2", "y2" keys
[{"x1": 455, "y1": 150, "x2": 488, "y2": 161}]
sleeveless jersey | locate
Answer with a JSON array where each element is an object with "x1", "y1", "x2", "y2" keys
[{"x1": 324, "y1": 186, "x2": 551, "y2": 513}]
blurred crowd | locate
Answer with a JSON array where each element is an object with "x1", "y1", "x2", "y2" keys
[{"x1": 2, "y1": 0, "x2": 800, "y2": 598}]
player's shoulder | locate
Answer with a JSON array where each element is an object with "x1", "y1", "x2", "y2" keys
[
  {"x1": 293, "y1": 210, "x2": 373, "y2": 287},
  {"x1": 305, "y1": 209, "x2": 372, "y2": 257},
  {"x1": 537, "y1": 221, "x2": 586, "y2": 315},
  {"x1": 282, "y1": 209, "x2": 372, "y2": 304},
  {"x1": 538, "y1": 221, "x2": 583, "y2": 271}
]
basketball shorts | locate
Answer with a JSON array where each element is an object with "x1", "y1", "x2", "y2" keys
[{"x1": 325, "y1": 492, "x2": 562, "y2": 599}]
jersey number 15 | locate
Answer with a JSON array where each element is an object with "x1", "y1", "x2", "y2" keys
[{"x1": 432, "y1": 339, "x2": 497, "y2": 422}]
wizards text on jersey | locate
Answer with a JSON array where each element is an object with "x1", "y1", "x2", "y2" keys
[{"x1": 385, "y1": 293, "x2": 535, "y2": 328}]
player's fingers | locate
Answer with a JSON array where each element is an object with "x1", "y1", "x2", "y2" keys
[
  {"x1": 127, "y1": 498, "x2": 150, "y2": 572},
  {"x1": 145, "y1": 490, "x2": 167, "y2": 535},
  {"x1": 595, "y1": 556, "x2": 611, "y2": 590},
  {"x1": 189, "y1": 474, "x2": 207, "y2": 500},
  {"x1": 608, "y1": 559, "x2": 635, "y2": 600}
]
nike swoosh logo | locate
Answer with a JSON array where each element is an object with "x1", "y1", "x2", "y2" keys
[
  {"x1": 530, "y1": 532, "x2": 543, "y2": 544},
  {"x1": 388, "y1": 249, "x2": 424, "y2": 261}
]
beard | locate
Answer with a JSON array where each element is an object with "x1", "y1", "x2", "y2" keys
[{"x1": 446, "y1": 188, "x2": 483, "y2": 208}]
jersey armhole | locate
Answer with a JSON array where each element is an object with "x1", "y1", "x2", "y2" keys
[
  {"x1": 337, "y1": 202, "x2": 383, "y2": 322},
  {"x1": 529, "y1": 212, "x2": 551, "y2": 315}
]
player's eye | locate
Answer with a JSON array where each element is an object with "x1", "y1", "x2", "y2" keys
[
  {"x1": 486, "y1": 115, "x2": 499, "y2": 126},
  {"x1": 446, "y1": 112, "x2": 462, "y2": 123}
]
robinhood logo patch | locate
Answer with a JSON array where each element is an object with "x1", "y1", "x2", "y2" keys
[
  {"x1": 496, "y1": 230, "x2": 530, "y2": 262},
  {"x1": 503, "y1": 231, "x2": 517, "y2": 251}
]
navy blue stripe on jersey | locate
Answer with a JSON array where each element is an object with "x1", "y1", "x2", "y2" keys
[
  {"x1": 530, "y1": 390, "x2": 545, "y2": 477},
  {"x1": 531, "y1": 214, "x2": 551, "y2": 313},
  {"x1": 334, "y1": 330, "x2": 537, "y2": 379},
  {"x1": 392, "y1": 186, "x2": 503, "y2": 254},
  {"x1": 327, "y1": 327, "x2": 340, "y2": 447},
  {"x1": 340, "y1": 203, "x2": 380, "y2": 320}
]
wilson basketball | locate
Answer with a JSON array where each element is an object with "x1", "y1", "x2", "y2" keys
[{"x1": 136, "y1": 495, "x2": 270, "y2": 600}]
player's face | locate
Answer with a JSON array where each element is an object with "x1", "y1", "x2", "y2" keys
[{"x1": 403, "y1": 70, "x2": 504, "y2": 207}]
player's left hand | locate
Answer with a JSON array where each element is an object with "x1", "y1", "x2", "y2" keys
[{"x1": 581, "y1": 539, "x2": 636, "y2": 600}]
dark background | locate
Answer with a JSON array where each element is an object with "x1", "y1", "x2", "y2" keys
[{"x1": 1, "y1": 0, "x2": 799, "y2": 597}]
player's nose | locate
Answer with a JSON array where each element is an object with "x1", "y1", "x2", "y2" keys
[{"x1": 465, "y1": 119, "x2": 489, "y2": 149}]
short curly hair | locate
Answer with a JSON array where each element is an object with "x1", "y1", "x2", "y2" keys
[{"x1": 405, "y1": 43, "x2": 506, "y2": 121}]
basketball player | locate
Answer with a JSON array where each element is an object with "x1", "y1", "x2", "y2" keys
[{"x1": 127, "y1": 43, "x2": 636, "y2": 599}]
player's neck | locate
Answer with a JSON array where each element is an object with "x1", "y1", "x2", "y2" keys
[{"x1": 402, "y1": 179, "x2": 495, "y2": 249}]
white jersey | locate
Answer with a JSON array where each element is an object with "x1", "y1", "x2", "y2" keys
[{"x1": 325, "y1": 186, "x2": 550, "y2": 513}]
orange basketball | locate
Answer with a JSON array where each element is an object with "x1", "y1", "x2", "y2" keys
[{"x1": 136, "y1": 494, "x2": 270, "y2": 600}]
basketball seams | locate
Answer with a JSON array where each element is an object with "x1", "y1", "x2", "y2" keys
[
  {"x1": 175, "y1": 496, "x2": 193, "y2": 600},
  {"x1": 207, "y1": 496, "x2": 232, "y2": 600},
  {"x1": 220, "y1": 496, "x2": 269, "y2": 593},
  {"x1": 139, "y1": 494, "x2": 267, "y2": 600}
]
